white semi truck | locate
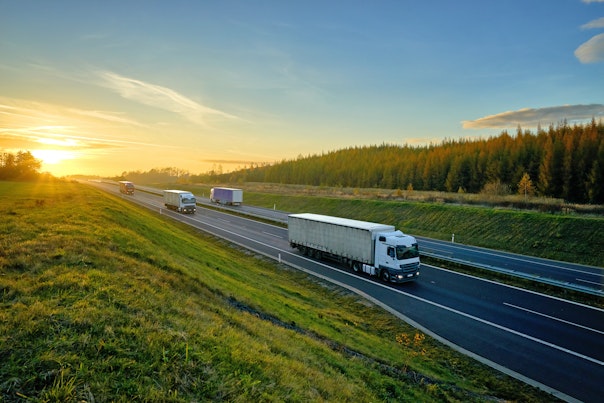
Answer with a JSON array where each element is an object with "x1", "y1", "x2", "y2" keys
[
  {"x1": 210, "y1": 187, "x2": 243, "y2": 206},
  {"x1": 288, "y1": 213, "x2": 420, "y2": 283},
  {"x1": 163, "y1": 190, "x2": 197, "y2": 214}
]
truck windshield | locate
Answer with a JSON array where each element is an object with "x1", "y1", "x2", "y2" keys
[
  {"x1": 182, "y1": 196, "x2": 196, "y2": 204},
  {"x1": 396, "y1": 244, "x2": 419, "y2": 260}
]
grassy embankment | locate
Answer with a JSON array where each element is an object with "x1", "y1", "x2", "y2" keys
[
  {"x1": 182, "y1": 182, "x2": 603, "y2": 268},
  {"x1": 1, "y1": 180, "x2": 556, "y2": 401}
]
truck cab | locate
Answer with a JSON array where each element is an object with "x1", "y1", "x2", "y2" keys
[
  {"x1": 374, "y1": 231, "x2": 420, "y2": 283},
  {"x1": 119, "y1": 181, "x2": 135, "y2": 195}
]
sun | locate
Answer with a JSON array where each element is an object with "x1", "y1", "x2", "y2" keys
[{"x1": 31, "y1": 149, "x2": 77, "y2": 165}]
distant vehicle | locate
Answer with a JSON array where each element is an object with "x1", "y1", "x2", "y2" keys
[
  {"x1": 210, "y1": 187, "x2": 243, "y2": 206},
  {"x1": 163, "y1": 190, "x2": 196, "y2": 214},
  {"x1": 288, "y1": 213, "x2": 420, "y2": 283},
  {"x1": 118, "y1": 181, "x2": 135, "y2": 195}
]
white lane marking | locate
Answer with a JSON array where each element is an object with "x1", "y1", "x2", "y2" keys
[
  {"x1": 183, "y1": 217, "x2": 604, "y2": 367},
  {"x1": 124, "y1": 195, "x2": 604, "y2": 367},
  {"x1": 504, "y1": 302, "x2": 604, "y2": 335},
  {"x1": 263, "y1": 231, "x2": 284, "y2": 239},
  {"x1": 576, "y1": 277, "x2": 604, "y2": 287},
  {"x1": 432, "y1": 264, "x2": 604, "y2": 311},
  {"x1": 418, "y1": 239, "x2": 603, "y2": 276}
]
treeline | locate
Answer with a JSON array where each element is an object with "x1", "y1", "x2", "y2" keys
[
  {"x1": 0, "y1": 151, "x2": 42, "y2": 180},
  {"x1": 207, "y1": 120, "x2": 603, "y2": 204},
  {"x1": 117, "y1": 167, "x2": 192, "y2": 184}
]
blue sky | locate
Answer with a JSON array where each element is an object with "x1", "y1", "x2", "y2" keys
[{"x1": 1, "y1": 0, "x2": 603, "y2": 176}]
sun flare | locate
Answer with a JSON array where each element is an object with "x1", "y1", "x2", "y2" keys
[{"x1": 32, "y1": 149, "x2": 77, "y2": 165}]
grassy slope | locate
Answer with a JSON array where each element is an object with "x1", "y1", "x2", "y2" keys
[
  {"x1": 1, "y1": 181, "x2": 555, "y2": 401},
  {"x1": 239, "y1": 191, "x2": 604, "y2": 268},
  {"x1": 169, "y1": 183, "x2": 603, "y2": 267}
]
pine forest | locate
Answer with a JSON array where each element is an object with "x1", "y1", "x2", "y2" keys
[{"x1": 214, "y1": 120, "x2": 604, "y2": 204}]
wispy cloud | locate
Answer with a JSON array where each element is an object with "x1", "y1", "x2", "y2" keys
[
  {"x1": 462, "y1": 104, "x2": 604, "y2": 129},
  {"x1": 575, "y1": 33, "x2": 604, "y2": 63},
  {"x1": 0, "y1": 97, "x2": 169, "y2": 152},
  {"x1": 98, "y1": 71, "x2": 239, "y2": 126},
  {"x1": 581, "y1": 17, "x2": 604, "y2": 30},
  {"x1": 67, "y1": 108, "x2": 147, "y2": 128},
  {"x1": 576, "y1": 4, "x2": 604, "y2": 64}
]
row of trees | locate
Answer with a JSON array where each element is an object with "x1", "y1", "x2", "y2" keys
[
  {"x1": 118, "y1": 167, "x2": 192, "y2": 184},
  {"x1": 0, "y1": 151, "x2": 41, "y2": 180},
  {"x1": 204, "y1": 120, "x2": 603, "y2": 204}
]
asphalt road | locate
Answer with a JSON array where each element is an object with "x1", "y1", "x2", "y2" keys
[
  {"x1": 140, "y1": 184, "x2": 603, "y2": 296},
  {"x1": 417, "y1": 237, "x2": 604, "y2": 294},
  {"x1": 92, "y1": 182, "x2": 604, "y2": 402}
]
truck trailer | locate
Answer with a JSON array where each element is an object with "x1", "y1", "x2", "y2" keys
[
  {"x1": 288, "y1": 213, "x2": 420, "y2": 283},
  {"x1": 163, "y1": 190, "x2": 196, "y2": 214},
  {"x1": 210, "y1": 187, "x2": 243, "y2": 206},
  {"x1": 118, "y1": 181, "x2": 134, "y2": 195}
]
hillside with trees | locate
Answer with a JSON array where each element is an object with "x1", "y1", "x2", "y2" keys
[{"x1": 201, "y1": 120, "x2": 603, "y2": 204}]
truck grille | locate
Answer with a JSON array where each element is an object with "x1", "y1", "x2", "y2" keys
[{"x1": 400, "y1": 262, "x2": 419, "y2": 272}]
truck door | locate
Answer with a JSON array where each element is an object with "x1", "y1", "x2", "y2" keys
[
  {"x1": 384, "y1": 246, "x2": 396, "y2": 269},
  {"x1": 376, "y1": 243, "x2": 395, "y2": 270}
]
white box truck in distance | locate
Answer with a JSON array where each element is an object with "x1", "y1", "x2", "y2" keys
[
  {"x1": 210, "y1": 187, "x2": 243, "y2": 206},
  {"x1": 163, "y1": 190, "x2": 196, "y2": 214},
  {"x1": 288, "y1": 213, "x2": 420, "y2": 283}
]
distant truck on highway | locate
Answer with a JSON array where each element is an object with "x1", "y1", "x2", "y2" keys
[
  {"x1": 163, "y1": 190, "x2": 196, "y2": 214},
  {"x1": 119, "y1": 181, "x2": 135, "y2": 195},
  {"x1": 210, "y1": 187, "x2": 243, "y2": 206},
  {"x1": 288, "y1": 213, "x2": 420, "y2": 283}
]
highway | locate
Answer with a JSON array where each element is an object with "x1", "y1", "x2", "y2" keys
[
  {"x1": 92, "y1": 182, "x2": 604, "y2": 402},
  {"x1": 141, "y1": 184, "x2": 603, "y2": 296},
  {"x1": 417, "y1": 237, "x2": 604, "y2": 295}
]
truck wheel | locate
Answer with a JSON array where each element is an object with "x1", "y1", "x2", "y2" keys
[
  {"x1": 381, "y1": 270, "x2": 390, "y2": 282},
  {"x1": 352, "y1": 262, "x2": 361, "y2": 273}
]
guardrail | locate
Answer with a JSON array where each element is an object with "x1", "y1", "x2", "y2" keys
[
  {"x1": 421, "y1": 251, "x2": 604, "y2": 297},
  {"x1": 117, "y1": 182, "x2": 603, "y2": 297}
]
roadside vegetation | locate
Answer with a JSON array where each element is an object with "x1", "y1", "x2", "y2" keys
[
  {"x1": 166, "y1": 182, "x2": 604, "y2": 269},
  {"x1": 121, "y1": 120, "x2": 604, "y2": 205},
  {"x1": 1, "y1": 180, "x2": 557, "y2": 401}
]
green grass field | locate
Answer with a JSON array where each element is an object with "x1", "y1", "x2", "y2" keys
[{"x1": 1, "y1": 181, "x2": 560, "y2": 401}]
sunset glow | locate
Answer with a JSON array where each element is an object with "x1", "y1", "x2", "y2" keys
[
  {"x1": 2, "y1": 2, "x2": 603, "y2": 177},
  {"x1": 31, "y1": 149, "x2": 78, "y2": 166}
]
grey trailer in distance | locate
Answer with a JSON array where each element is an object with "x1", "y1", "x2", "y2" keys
[
  {"x1": 163, "y1": 190, "x2": 196, "y2": 214},
  {"x1": 288, "y1": 213, "x2": 420, "y2": 283}
]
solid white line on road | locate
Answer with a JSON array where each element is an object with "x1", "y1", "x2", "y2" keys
[
  {"x1": 576, "y1": 277, "x2": 604, "y2": 287},
  {"x1": 108, "y1": 188, "x2": 604, "y2": 368},
  {"x1": 418, "y1": 238, "x2": 602, "y2": 276},
  {"x1": 504, "y1": 302, "x2": 604, "y2": 335}
]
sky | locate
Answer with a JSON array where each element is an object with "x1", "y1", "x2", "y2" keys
[{"x1": 1, "y1": 0, "x2": 604, "y2": 177}]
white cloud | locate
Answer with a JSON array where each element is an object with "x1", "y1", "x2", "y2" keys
[
  {"x1": 575, "y1": 33, "x2": 604, "y2": 63},
  {"x1": 581, "y1": 17, "x2": 604, "y2": 30},
  {"x1": 98, "y1": 71, "x2": 239, "y2": 126},
  {"x1": 462, "y1": 104, "x2": 604, "y2": 129},
  {"x1": 0, "y1": 97, "x2": 169, "y2": 151},
  {"x1": 67, "y1": 108, "x2": 147, "y2": 128},
  {"x1": 582, "y1": 0, "x2": 604, "y2": 3}
]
